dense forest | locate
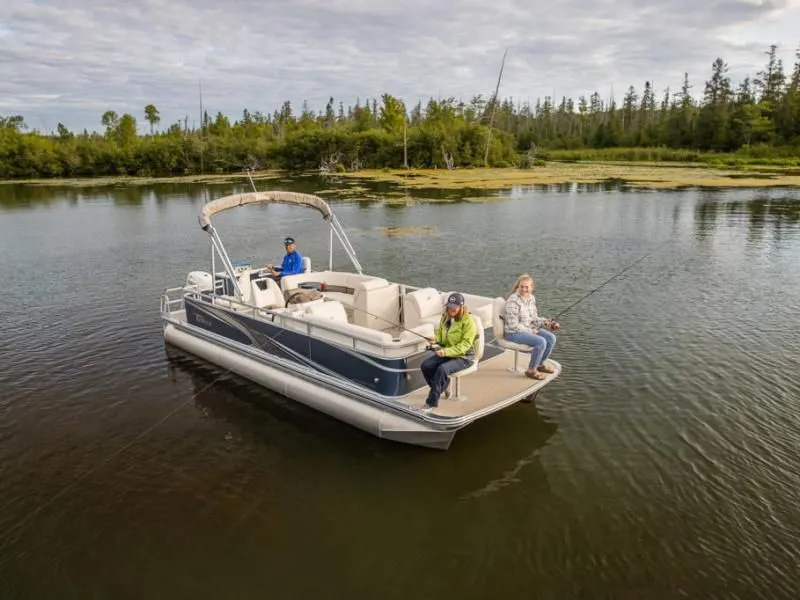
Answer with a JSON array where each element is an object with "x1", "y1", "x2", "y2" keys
[{"x1": 1, "y1": 44, "x2": 799, "y2": 179}]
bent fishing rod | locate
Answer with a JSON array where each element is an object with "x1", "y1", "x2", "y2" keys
[
  {"x1": 291, "y1": 235, "x2": 669, "y2": 342},
  {"x1": 550, "y1": 238, "x2": 672, "y2": 323}
]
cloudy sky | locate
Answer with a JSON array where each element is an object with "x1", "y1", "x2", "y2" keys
[{"x1": 2, "y1": 0, "x2": 799, "y2": 133}]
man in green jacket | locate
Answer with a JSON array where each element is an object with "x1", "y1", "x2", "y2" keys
[{"x1": 418, "y1": 292, "x2": 477, "y2": 411}]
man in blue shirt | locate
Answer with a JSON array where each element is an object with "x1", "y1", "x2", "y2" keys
[{"x1": 266, "y1": 237, "x2": 304, "y2": 279}]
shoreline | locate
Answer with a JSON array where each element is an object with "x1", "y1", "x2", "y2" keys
[
  {"x1": 1, "y1": 162, "x2": 799, "y2": 190},
  {"x1": 0, "y1": 170, "x2": 287, "y2": 188},
  {"x1": 337, "y1": 162, "x2": 800, "y2": 190}
]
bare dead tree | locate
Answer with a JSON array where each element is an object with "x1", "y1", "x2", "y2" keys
[
  {"x1": 519, "y1": 143, "x2": 538, "y2": 169},
  {"x1": 245, "y1": 155, "x2": 262, "y2": 172},
  {"x1": 403, "y1": 119, "x2": 408, "y2": 169},
  {"x1": 484, "y1": 48, "x2": 508, "y2": 166},
  {"x1": 319, "y1": 152, "x2": 342, "y2": 174},
  {"x1": 442, "y1": 149, "x2": 454, "y2": 170}
]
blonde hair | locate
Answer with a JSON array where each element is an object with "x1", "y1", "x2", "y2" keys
[{"x1": 511, "y1": 273, "x2": 535, "y2": 293}]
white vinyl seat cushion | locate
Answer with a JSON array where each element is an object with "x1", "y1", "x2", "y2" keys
[
  {"x1": 441, "y1": 291, "x2": 494, "y2": 328},
  {"x1": 404, "y1": 288, "x2": 444, "y2": 329},
  {"x1": 304, "y1": 300, "x2": 349, "y2": 323}
]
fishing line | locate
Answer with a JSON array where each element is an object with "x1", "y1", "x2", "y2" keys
[
  {"x1": 10, "y1": 294, "x2": 427, "y2": 536},
  {"x1": 11, "y1": 175, "x2": 417, "y2": 534},
  {"x1": 6, "y1": 371, "x2": 227, "y2": 540},
  {"x1": 11, "y1": 314, "x2": 320, "y2": 536},
  {"x1": 552, "y1": 238, "x2": 673, "y2": 321},
  {"x1": 288, "y1": 284, "x2": 433, "y2": 342},
  {"x1": 346, "y1": 303, "x2": 432, "y2": 341}
]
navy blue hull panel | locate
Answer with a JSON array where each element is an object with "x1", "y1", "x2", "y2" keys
[
  {"x1": 183, "y1": 298, "x2": 503, "y2": 397},
  {"x1": 185, "y1": 298, "x2": 418, "y2": 396}
]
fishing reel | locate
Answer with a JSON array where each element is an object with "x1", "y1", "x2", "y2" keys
[
  {"x1": 547, "y1": 320, "x2": 561, "y2": 332},
  {"x1": 425, "y1": 343, "x2": 442, "y2": 352}
]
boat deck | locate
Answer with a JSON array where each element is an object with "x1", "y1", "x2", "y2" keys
[
  {"x1": 402, "y1": 352, "x2": 560, "y2": 418},
  {"x1": 164, "y1": 305, "x2": 560, "y2": 423}
]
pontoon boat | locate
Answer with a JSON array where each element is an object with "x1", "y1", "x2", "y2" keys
[{"x1": 160, "y1": 191, "x2": 561, "y2": 449}]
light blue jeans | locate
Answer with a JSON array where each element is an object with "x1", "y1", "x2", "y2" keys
[{"x1": 505, "y1": 329, "x2": 556, "y2": 369}]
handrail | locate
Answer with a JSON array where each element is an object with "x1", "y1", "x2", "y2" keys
[
  {"x1": 183, "y1": 289, "x2": 427, "y2": 359},
  {"x1": 166, "y1": 317, "x2": 441, "y2": 411},
  {"x1": 251, "y1": 319, "x2": 422, "y2": 376}
]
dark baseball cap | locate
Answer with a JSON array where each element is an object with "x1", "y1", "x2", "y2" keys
[
  {"x1": 445, "y1": 292, "x2": 465, "y2": 308},
  {"x1": 283, "y1": 237, "x2": 295, "y2": 245}
]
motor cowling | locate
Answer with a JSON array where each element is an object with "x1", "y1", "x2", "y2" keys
[{"x1": 186, "y1": 271, "x2": 213, "y2": 292}]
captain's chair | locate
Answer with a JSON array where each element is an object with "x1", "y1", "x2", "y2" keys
[
  {"x1": 302, "y1": 256, "x2": 311, "y2": 273},
  {"x1": 251, "y1": 277, "x2": 284, "y2": 309},
  {"x1": 492, "y1": 297, "x2": 532, "y2": 372},
  {"x1": 446, "y1": 315, "x2": 485, "y2": 401}
]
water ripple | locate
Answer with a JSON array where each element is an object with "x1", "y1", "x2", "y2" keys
[{"x1": 2, "y1": 184, "x2": 800, "y2": 598}]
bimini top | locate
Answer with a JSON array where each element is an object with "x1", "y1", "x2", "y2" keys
[{"x1": 198, "y1": 191, "x2": 334, "y2": 230}]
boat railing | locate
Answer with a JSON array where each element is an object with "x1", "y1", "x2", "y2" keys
[
  {"x1": 177, "y1": 288, "x2": 427, "y2": 360},
  {"x1": 160, "y1": 284, "x2": 202, "y2": 316}
]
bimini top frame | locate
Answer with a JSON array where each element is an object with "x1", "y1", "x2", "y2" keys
[{"x1": 198, "y1": 190, "x2": 363, "y2": 300}]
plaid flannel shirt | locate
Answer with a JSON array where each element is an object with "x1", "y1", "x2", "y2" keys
[{"x1": 503, "y1": 292, "x2": 545, "y2": 333}]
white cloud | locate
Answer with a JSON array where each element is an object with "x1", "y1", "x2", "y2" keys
[{"x1": 1, "y1": 0, "x2": 798, "y2": 132}]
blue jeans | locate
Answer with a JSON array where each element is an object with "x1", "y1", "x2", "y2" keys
[
  {"x1": 420, "y1": 355, "x2": 472, "y2": 407},
  {"x1": 505, "y1": 329, "x2": 556, "y2": 369}
]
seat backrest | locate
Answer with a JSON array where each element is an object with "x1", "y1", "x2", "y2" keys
[
  {"x1": 280, "y1": 270, "x2": 352, "y2": 293},
  {"x1": 251, "y1": 277, "x2": 283, "y2": 308},
  {"x1": 471, "y1": 315, "x2": 485, "y2": 361},
  {"x1": 302, "y1": 256, "x2": 311, "y2": 273},
  {"x1": 492, "y1": 297, "x2": 506, "y2": 340},
  {"x1": 404, "y1": 287, "x2": 443, "y2": 328},
  {"x1": 235, "y1": 273, "x2": 253, "y2": 304},
  {"x1": 353, "y1": 281, "x2": 400, "y2": 329},
  {"x1": 304, "y1": 300, "x2": 348, "y2": 323}
]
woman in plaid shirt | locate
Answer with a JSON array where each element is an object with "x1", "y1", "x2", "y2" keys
[{"x1": 502, "y1": 273, "x2": 557, "y2": 380}]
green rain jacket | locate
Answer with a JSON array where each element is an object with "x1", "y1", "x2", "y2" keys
[{"x1": 433, "y1": 312, "x2": 477, "y2": 358}]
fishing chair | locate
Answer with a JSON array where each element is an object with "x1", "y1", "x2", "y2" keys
[
  {"x1": 446, "y1": 315, "x2": 485, "y2": 401},
  {"x1": 492, "y1": 297, "x2": 532, "y2": 372}
]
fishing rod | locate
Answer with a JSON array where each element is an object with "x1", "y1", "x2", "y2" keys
[
  {"x1": 339, "y1": 301, "x2": 434, "y2": 342},
  {"x1": 294, "y1": 236, "x2": 668, "y2": 345},
  {"x1": 550, "y1": 238, "x2": 672, "y2": 323},
  {"x1": 246, "y1": 168, "x2": 258, "y2": 192},
  {"x1": 283, "y1": 281, "x2": 434, "y2": 342}
]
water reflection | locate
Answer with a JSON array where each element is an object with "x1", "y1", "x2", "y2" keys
[
  {"x1": 3, "y1": 178, "x2": 800, "y2": 598},
  {"x1": 0, "y1": 181, "x2": 240, "y2": 209},
  {"x1": 112, "y1": 186, "x2": 145, "y2": 206},
  {"x1": 511, "y1": 180, "x2": 634, "y2": 194},
  {"x1": 0, "y1": 184, "x2": 84, "y2": 208},
  {"x1": 163, "y1": 346, "x2": 558, "y2": 499},
  {"x1": 694, "y1": 193, "x2": 800, "y2": 241}
]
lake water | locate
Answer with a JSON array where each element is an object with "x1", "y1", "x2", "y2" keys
[{"x1": 1, "y1": 176, "x2": 799, "y2": 599}]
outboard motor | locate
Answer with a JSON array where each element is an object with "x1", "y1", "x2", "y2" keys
[{"x1": 186, "y1": 271, "x2": 213, "y2": 293}]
